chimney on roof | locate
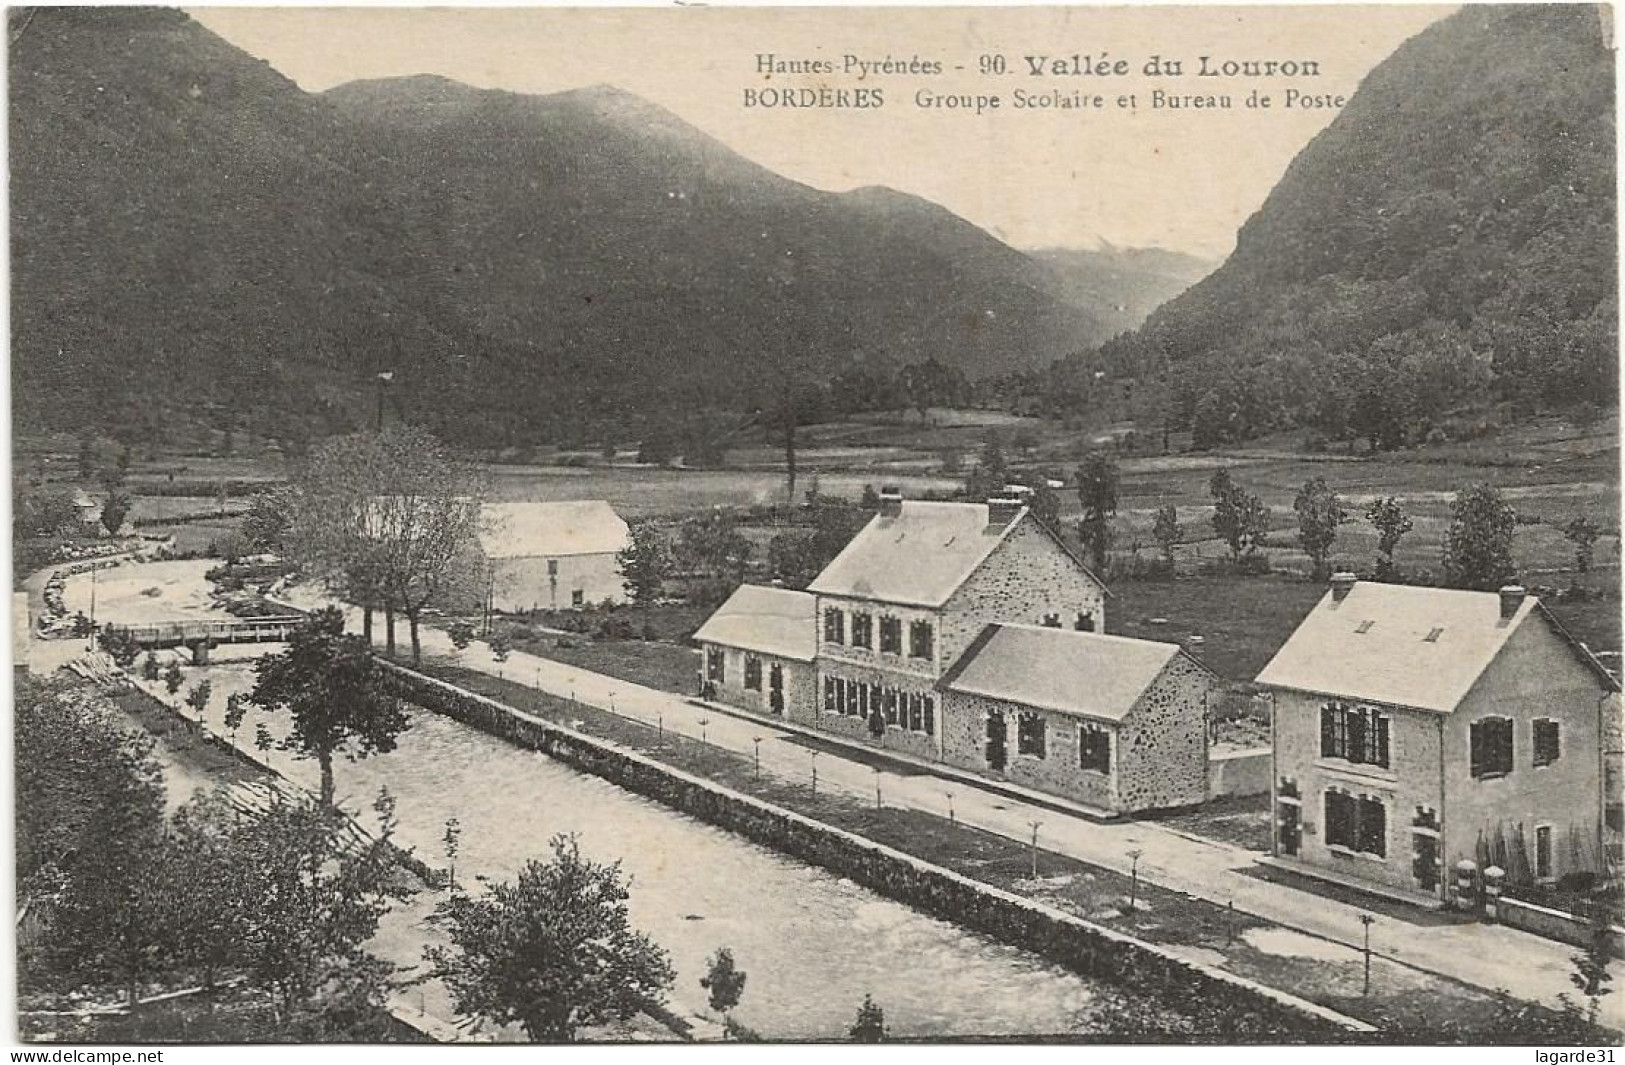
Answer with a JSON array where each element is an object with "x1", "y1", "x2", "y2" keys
[
  {"x1": 1499, "y1": 585, "x2": 1527, "y2": 620},
  {"x1": 1330, "y1": 572, "x2": 1357, "y2": 603},
  {"x1": 878, "y1": 486, "x2": 903, "y2": 518},
  {"x1": 987, "y1": 496, "x2": 1022, "y2": 527},
  {"x1": 1185, "y1": 635, "x2": 1205, "y2": 659}
]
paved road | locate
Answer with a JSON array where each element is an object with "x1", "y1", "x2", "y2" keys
[{"x1": 281, "y1": 592, "x2": 1621, "y2": 1028}]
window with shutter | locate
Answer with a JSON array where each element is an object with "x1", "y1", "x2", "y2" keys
[
  {"x1": 1325, "y1": 791, "x2": 1354, "y2": 850},
  {"x1": 1017, "y1": 713, "x2": 1047, "y2": 758},
  {"x1": 1358, "y1": 797, "x2": 1386, "y2": 857},
  {"x1": 1079, "y1": 725, "x2": 1111, "y2": 773},
  {"x1": 1470, "y1": 717, "x2": 1514, "y2": 777},
  {"x1": 1533, "y1": 719, "x2": 1561, "y2": 767}
]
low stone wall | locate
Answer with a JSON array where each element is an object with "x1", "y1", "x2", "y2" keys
[
  {"x1": 1496, "y1": 897, "x2": 1625, "y2": 960},
  {"x1": 1209, "y1": 747, "x2": 1272, "y2": 799},
  {"x1": 379, "y1": 661, "x2": 1370, "y2": 1040}
]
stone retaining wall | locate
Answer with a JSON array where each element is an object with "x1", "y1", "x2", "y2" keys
[
  {"x1": 378, "y1": 660, "x2": 1371, "y2": 1040},
  {"x1": 1496, "y1": 896, "x2": 1625, "y2": 960}
]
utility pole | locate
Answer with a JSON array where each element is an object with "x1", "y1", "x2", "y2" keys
[
  {"x1": 86, "y1": 565, "x2": 98, "y2": 651},
  {"x1": 375, "y1": 371, "x2": 394, "y2": 432},
  {"x1": 752, "y1": 737, "x2": 763, "y2": 780},
  {"x1": 1359, "y1": 913, "x2": 1375, "y2": 995},
  {"x1": 1028, "y1": 821, "x2": 1043, "y2": 880}
]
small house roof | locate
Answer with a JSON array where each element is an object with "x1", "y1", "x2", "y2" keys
[
  {"x1": 478, "y1": 501, "x2": 629, "y2": 560},
  {"x1": 1254, "y1": 581, "x2": 1619, "y2": 712},
  {"x1": 939, "y1": 623, "x2": 1198, "y2": 723},
  {"x1": 692, "y1": 584, "x2": 818, "y2": 662},
  {"x1": 808, "y1": 501, "x2": 1030, "y2": 607}
]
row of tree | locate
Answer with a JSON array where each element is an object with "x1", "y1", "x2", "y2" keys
[{"x1": 246, "y1": 425, "x2": 486, "y2": 663}]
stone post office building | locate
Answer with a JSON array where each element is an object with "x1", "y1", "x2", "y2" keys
[
  {"x1": 1256, "y1": 576, "x2": 1620, "y2": 901},
  {"x1": 694, "y1": 491, "x2": 1217, "y2": 813}
]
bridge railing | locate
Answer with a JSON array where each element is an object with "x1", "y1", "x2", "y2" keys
[{"x1": 107, "y1": 615, "x2": 307, "y2": 646}]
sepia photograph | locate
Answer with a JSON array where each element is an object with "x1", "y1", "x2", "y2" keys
[{"x1": 7, "y1": 1, "x2": 1621, "y2": 1050}]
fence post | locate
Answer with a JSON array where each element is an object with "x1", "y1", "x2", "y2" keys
[
  {"x1": 1454, "y1": 858, "x2": 1479, "y2": 913},
  {"x1": 1482, "y1": 866, "x2": 1504, "y2": 923}
]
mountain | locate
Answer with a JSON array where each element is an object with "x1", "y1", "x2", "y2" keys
[
  {"x1": 10, "y1": 8, "x2": 1111, "y2": 450},
  {"x1": 1095, "y1": 4, "x2": 1616, "y2": 446},
  {"x1": 1027, "y1": 245, "x2": 1215, "y2": 338}
]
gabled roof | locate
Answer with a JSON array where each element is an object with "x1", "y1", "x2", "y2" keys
[
  {"x1": 808, "y1": 501, "x2": 1102, "y2": 608},
  {"x1": 479, "y1": 501, "x2": 629, "y2": 560},
  {"x1": 1254, "y1": 581, "x2": 1619, "y2": 713},
  {"x1": 691, "y1": 584, "x2": 817, "y2": 662},
  {"x1": 939, "y1": 623, "x2": 1202, "y2": 723}
]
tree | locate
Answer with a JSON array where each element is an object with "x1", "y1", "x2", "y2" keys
[
  {"x1": 159, "y1": 791, "x2": 254, "y2": 991},
  {"x1": 99, "y1": 625, "x2": 140, "y2": 669},
  {"x1": 242, "y1": 485, "x2": 296, "y2": 553},
  {"x1": 1442, "y1": 483, "x2": 1518, "y2": 590},
  {"x1": 141, "y1": 651, "x2": 160, "y2": 681},
  {"x1": 284, "y1": 426, "x2": 485, "y2": 661},
  {"x1": 617, "y1": 523, "x2": 671, "y2": 632},
  {"x1": 16, "y1": 676, "x2": 169, "y2": 1007},
  {"x1": 1293, "y1": 477, "x2": 1347, "y2": 580},
  {"x1": 232, "y1": 791, "x2": 410, "y2": 1020},
  {"x1": 1076, "y1": 453, "x2": 1119, "y2": 573},
  {"x1": 1564, "y1": 516, "x2": 1602, "y2": 575},
  {"x1": 100, "y1": 491, "x2": 131, "y2": 537},
  {"x1": 184, "y1": 680, "x2": 212, "y2": 723},
  {"x1": 248, "y1": 607, "x2": 409, "y2": 807},
  {"x1": 12, "y1": 479, "x2": 80, "y2": 541},
  {"x1": 1365, "y1": 496, "x2": 1414, "y2": 580},
  {"x1": 426, "y1": 834, "x2": 676, "y2": 1041},
  {"x1": 224, "y1": 691, "x2": 247, "y2": 747},
  {"x1": 964, "y1": 440, "x2": 1009, "y2": 501},
  {"x1": 1570, "y1": 889, "x2": 1617, "y2": 1025},
  {"x1": 700, "y1": 947, "x2": 747, "y2": 1019},
  {"x1": 367, "y1": 428, "x2": 487, "y2": 664},
  {"x1": 849, "y1": 995, "x2": 886, "y2": 1042},
  {"x1": 447, "y1": 620, "x2": 476, "y2": 651},
  {"x1": 1152, "y1": 504, "x2": 1183, "y2": 571},
  {"x1": 1209, "y1": 469, "x2": 1270, "y2": 564},
  {"x1": 1027, "y1": 481, "x2": 1062, "y2": 533},
  {"x1": 162, "y1": 660, "x2": 185, "y2": 696},
  {"x1": 674, "y1": 511, "x2": 753, "y2": 586}
]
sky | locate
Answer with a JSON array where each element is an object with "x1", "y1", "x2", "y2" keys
[{"x1": 190, "y1": 5, "x2": 1453, "y2": 260}]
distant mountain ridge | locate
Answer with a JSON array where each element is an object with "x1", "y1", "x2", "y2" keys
[
  {"x1": 1027, "y1": 245, "x2": 1215, "y2": 340},
  {"x1": 12, "y1": 8, "x2": 1181, "y2": 449},
  {"x1": 1092, "y1": 4, "x2": 1616, "y2": 445}
]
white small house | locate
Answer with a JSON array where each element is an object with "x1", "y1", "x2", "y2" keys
[{"x1": 479, "y1": 501, "x2": 630, "y2": 612}]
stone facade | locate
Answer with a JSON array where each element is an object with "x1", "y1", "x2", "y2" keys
[
  {"x1": 812, "y1": 659, "x2": 941, "y2": 761},
  {"x1": 940, "y1": 653, "x2": 1210, "y2": 814},
  {"x1": 701, "y1": 642, "x2": 815, "y2": 722},
  {"x1": 940, "y1": 517, "x2": 1108, "y2": 669},
  {"x1": 1271, "y1": 617, "x2": 1608, "y2": 898}
]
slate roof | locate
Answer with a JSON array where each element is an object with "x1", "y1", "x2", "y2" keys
[
  {"x1": 478, "y1": 501, "x2": 629, "y2": 560},
  {"x1": 1254, "y1": 581, "x2": 1619, "y2": 713},
  {"x1": 938, "y1": 623, "x2": 1198, "y2": 723},
  {"x1": 691, "y1": 584, "x2": 818, "y2": 662},
  {"x1": 808, "y1": 501, "x2": 1032, "y2": 607}
]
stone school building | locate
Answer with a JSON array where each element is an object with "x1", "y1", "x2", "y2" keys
[{"x1": 694, "y1": 491, "x2": 1216, "y2": 814}]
